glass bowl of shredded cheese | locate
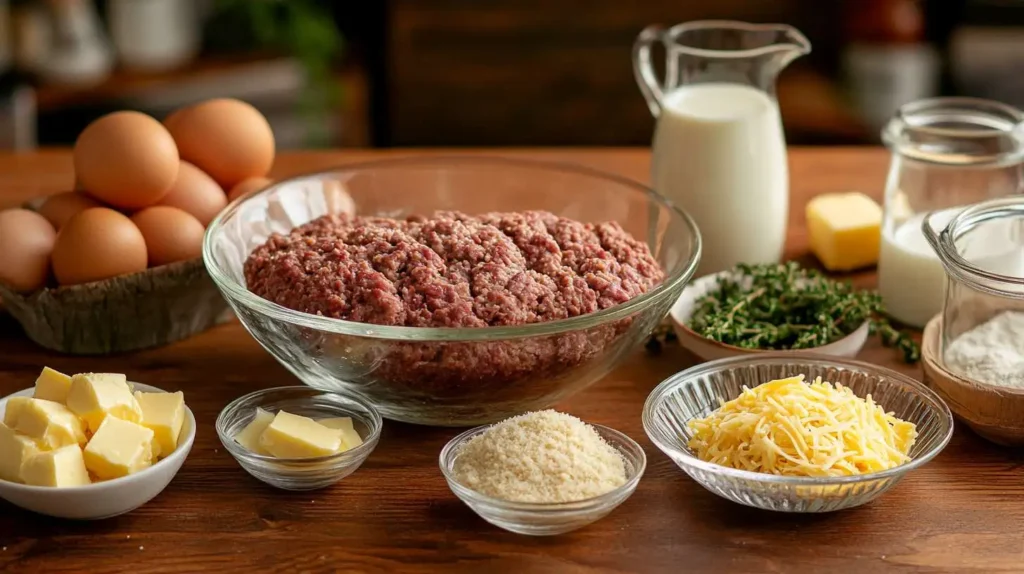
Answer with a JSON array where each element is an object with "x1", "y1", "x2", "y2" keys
[
  {"x1": 439, "y1": 412, "x2": 646, "y2": 535},
  {"x1": 643, "y1": 354, "x2": 953, "y2": 513}
]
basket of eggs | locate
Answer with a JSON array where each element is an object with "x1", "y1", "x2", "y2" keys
[{"x1": 0, "y1": 98, "x2": 276, "y2": 354}]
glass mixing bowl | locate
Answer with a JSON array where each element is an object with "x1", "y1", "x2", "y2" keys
[{"x1": 203, "y1": 156, "x2": 701, "y2": 426}]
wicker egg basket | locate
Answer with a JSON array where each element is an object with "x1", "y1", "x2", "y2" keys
[{"x1": 0, "y1": 257, "x2": 231, "y2": 355}]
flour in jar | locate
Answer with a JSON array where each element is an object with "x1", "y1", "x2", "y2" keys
[{"x1": 944, "y1": 311, "x2": 1024, "y2": 388}]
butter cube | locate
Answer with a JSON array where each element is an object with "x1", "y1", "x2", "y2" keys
[
  {"x1": 806, "y1": 192, "x2": 882, "y2": 272},
  {"x1": 0, "y1": 423, "x2": 41, "y2": 483},
  {"x1": 33, "y1": 367, "x2": 73, "y2": 404},
  {"x1": 234, "y1": 407, "x2": 275, "y2": 455},
  {"x1": 259, "y1": 411, "x2": 343, "y2": 458},
  {"x1": 66, "y1": 373, "x2": 142, "y2": 433},
  {"x1": 2, "y1": 396, "x2": 31, "y2": 427},
  {"x1": 318, "y1": 417, "x2": 363, "y2": 450},
  {"x1": 134, "y1": 391, "x2": 185, "y2": 458},
  {"x1": 83, "y1": 416, "x2": 155, "y2": 480},
  {"x1": 14, "y1": 398, "x2": 87, "y2": 450},
  {"x1": 21, "y1": 445, "x2": 91, "y2": 487}
]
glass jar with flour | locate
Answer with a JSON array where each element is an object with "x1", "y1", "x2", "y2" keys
[
  {"x1": 878, "y1": 98, "x2": 1024, "y2": 329},
  {"x1": 924, "y1": 197, "x2": 1024, "y2": 388}
]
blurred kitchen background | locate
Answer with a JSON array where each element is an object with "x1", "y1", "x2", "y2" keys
[{"x1": 0, "y1": 0, "x2": 1021, "y2": 150}]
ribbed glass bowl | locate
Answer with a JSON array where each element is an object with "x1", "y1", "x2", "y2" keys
[
  {"x1": 216, "y1": 386, "x2": 382, "y2": 491},
  {"x1": 643, "y1": 355, "x2": 954, "y2": 513},
  {"x1": 439, "y1": 423, "x2": 646, "y2": 535},
  {"x1": 203, "y1": 156, "x2": 701, "y2": 426}
]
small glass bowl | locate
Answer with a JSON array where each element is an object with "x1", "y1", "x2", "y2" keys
[
  {"x1": 216, "y1": 386, "x2": 382, "y2": 491},
  {"x1": 643, "y1": 354, "x2": 954, "y2": 513},
  {"x1": 438, "y1": 422, "x2": 646, "y2": 536}
]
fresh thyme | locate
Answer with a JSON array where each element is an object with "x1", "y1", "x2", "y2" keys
[{"x1": 687, "y1": 262, "x2": 920, "y2": 363}]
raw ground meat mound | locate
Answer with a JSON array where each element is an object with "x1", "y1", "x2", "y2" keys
[
  {"x1": 244, "y1": 211, "x2": 665, "y2": 327},
  {"x1": 243, "y1": 210, "x2": 666, "y2": 422}
]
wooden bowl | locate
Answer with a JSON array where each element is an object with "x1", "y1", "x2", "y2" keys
[
  {"x1": 0, "y1": 258, "x2": 231, "y2": 355},
  {"x1": 922, "y1": 314, "x2": 1024, "y2": 446},
  {"x1": 668, "y1": 271, "x2": 869, "y2": 362}
]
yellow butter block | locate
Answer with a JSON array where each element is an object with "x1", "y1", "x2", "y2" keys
[
  {"x1": 83, "y1": 416, "x2": 155, "y2": 480},
  {"x1": 134, "y1": 391, "x2": 185, "y2": 458},
  {"x1": 3, "y1": 396, "x2": 31, "y2": 428},
  {"x1": 14, "y1": 398, "x2": 87, "y2": 450},
  {"x1": 22, "y1": 444, "x2": 91, "y2": 487},
  {"x1": 234, "y1": 407, "x2": 275, "y2": 455},
  {"x1": 259, "y1": 411, "x2": 343, "y2": 458},
  {"x1": 806, "y1": 192, "x2": 882, "y2": 272},
  {"x1": 318, "y1": 417, "x2": 363, "y2": 450},
  {"x1": 33, "y1": 367, "x2": 72, "y2": 404},
  {"x1": 0, "y1": 423, "x2": 41, "y2": 483},
  {"x1": 67, "y1": 373, "x2": 142, "y2": 433}
]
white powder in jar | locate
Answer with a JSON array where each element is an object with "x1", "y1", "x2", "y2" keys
[
  {"x1": 944, "y1": 311, "x2": 1024, "y2": 388},
  {"x1": 451, "y1": 410, "x2": 628, "y2": 503}
]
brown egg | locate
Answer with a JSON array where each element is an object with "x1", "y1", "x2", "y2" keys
[
  {"x1": 227, "y1": 176, "x2": 273, "y2": 202},
  {"x1": 52, "y1": 208, "x2": 148, "y2": 286},
  {"x1": 38, "y1": 191, "x2": 104, "y2": 229},
  {"x1": 74, "y1": 111, "x2": 180, "y2": 210},
  {"x1": 157, "y1": 161, "x2": 227, "y2": 226},
  {"x1": 165, "y1": 99, "x2": 275, "y2": 189},
  {"x1": 131, "y1": 206, "x2": 205, "y2": 267},
  {"x1": 0, "y1": 209, "x2": 57, "y2": 292}
]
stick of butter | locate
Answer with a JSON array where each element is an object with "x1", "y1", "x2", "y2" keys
[
  {"x1": 0, "y1": 423, "x2": 41, "y2": 483},
  {"x1": 33, "y1": 367, "x2": 72, "y2": 404},
  {"x1": 234, "y1": 407, "x2": 275, "y2": 455},
  {"x1": 67, "y1": 373, "x2": 143, "y2": 433},
  {"x1": 3, "y1": 396, "x2": 31, "y2": 428},
  {"x1": 318, "y1": 417, "x2": 363, "y2": 450},
  {"x1": 259, "y1": 411, "x2": 343, "y2": 458},
  {"x1": 83, "y1": 416, "x2": 155, "y2": 480},
  {"x1": 806, "y1": 192, "x2": 882, "y2": 272},
  {"x1": 13, "y1": 398, "x2": 87, "y2": 450},
  {"x1": 21, "y1": 445, "x2": 91, "y2": 487},
  {"x1": 134, "y1": 391, "x2": 185, "y2": 458}
]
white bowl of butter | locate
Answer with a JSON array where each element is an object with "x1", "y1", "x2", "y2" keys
[{"x1": 0, "y1": 378, "x2": 195, "y2": 520}]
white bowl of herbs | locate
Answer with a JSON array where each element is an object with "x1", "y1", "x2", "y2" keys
[{"x1": 668, "y1": 263, "x2": 919, "y2": 363}]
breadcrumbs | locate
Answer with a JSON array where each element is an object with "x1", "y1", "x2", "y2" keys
[{"x1": 451, "y1": 410, "x2": 627, "y2": 503}]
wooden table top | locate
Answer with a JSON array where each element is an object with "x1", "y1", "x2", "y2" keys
[{"x1": 1, "y1": 148, "x2": 1019, "y2": 574}]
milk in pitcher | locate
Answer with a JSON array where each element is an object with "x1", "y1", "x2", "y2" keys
[{"x1": 651, "y1": 83, "x2": 789, "y2": 276}]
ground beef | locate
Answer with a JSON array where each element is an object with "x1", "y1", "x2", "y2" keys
[
  {"x1": 243, "y1": 210, "x2": 666, "y2": 424},
  {"x1": 245, "y1": 211, "x2": 664, "y2": 326}
]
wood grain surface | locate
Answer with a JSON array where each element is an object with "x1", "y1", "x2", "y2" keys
[{"x1": 1, "y1": 148, "x2": 1021, "y2": 574}]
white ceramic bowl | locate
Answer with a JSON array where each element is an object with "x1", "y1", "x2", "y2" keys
[
  {"x1": 0, "y1": 383, "x2": 196, "y2": 520},
  {"x1": 669, "y1": 271, "x2": 869, "y2": 361}
]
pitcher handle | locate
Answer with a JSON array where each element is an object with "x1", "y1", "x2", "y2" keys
[{"x1": 633, "y1": 25, "x2": 668, "y2": 118}]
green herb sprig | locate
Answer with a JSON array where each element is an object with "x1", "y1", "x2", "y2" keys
[{"x1": 687, "y1": 263, "x2": 920, "y2": 363}]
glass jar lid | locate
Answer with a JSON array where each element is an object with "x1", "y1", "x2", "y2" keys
[{"x1": 883, "y1": 97, "x2": 1024, "y2": 166}]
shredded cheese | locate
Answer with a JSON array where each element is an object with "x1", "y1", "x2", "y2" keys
[{"x1": 686, "y1": 375, "x2": 917, "y2": 477}]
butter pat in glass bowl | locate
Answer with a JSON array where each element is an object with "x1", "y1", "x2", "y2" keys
[
  {"x1": 216, "y1": 386, "x2": 382, "y2": 491},
  {"x1": 0, "y1": 382, "x2": 196, "y2": 520}
]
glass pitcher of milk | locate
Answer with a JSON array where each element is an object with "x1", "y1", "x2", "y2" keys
[
  {"x1": 878, "y1": 98, "x2": 1024, "y2": 329},
  {"x1": 633, "y1": 20, "x2": 810, "y2": 277}
]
